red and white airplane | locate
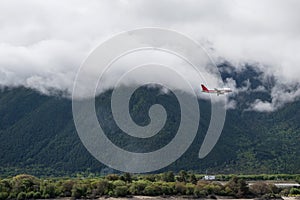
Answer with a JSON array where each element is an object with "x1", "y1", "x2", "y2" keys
[{"x1": 201, "y1": 84, "x2": 232, "y2": 96}]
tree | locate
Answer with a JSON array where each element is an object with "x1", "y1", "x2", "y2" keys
[
  {"x1": 161, "y1": 171, "x2": 175, "y2": 182},
  {"x1": 129, "y1": 180, "x2": 150, "y2": 195},
  {"x1": 114, "y1": 186, "x2": 128, "y2": 197},
  {"x1": 225, "y1": 176, "x2": 249, "y2": 198},
  {"x1": 91, "y1": 179, "x2": 110, "y2": 196},
  {"x1": 177, "y1": 170, "x2": 188, "y2": 182},
  {"x1": 143, "y1": 184, "x2": 162, "y2": 196},
  {"x1": 120, "y1": 173, "x2": 132, "y2": 183},
  {"x1": 106, "y1": 174, "x2": 119, "y2": 181},
  {"x1": 188, "y1": 174, "x2": 197, "y2": 184},
  {"x1": 11, "y1": 174, "x2": 40, "y2": 194}
]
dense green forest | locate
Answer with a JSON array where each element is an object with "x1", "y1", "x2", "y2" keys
[
  {"x1": 0, "y1": 173, "x2": 299, "y2": 199},
  {"x1": 0, "y1": 66, "x2": 299, "y2": 176}
]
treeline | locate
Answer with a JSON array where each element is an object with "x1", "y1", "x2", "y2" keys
[
  {"x1": 1, "y1": 87, "x2": 300, "y2": 175},
  {"x1": 0, "y1": 172, "x2": 300, "y2": 199}
]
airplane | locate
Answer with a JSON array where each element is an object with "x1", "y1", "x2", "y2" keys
[{"x1": 201, "y1": 84, "x2": 232, "y2": 96}]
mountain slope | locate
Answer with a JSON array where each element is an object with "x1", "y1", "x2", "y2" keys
[{"x1": 0, "y1": 69, "x2": 299, "y2": 176}]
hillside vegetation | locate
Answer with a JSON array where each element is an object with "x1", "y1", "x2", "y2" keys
[
  {"x1": 0, "y1": 66, "x2": 299, "y2": 176},
  {"x1": 0, "y1": 173, "x2": 300, "y2": 199}
]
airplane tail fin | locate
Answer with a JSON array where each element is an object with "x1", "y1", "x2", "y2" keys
[{"x1": 201, "y1": 84, "x2": 209, "y2": 92}]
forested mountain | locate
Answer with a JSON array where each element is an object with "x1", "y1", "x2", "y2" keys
[{"x1": 0, "y1": 66, "x2": 299, "y2": 176}]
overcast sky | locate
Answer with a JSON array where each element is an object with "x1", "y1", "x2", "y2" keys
[{"x1": 0, "y1": 0, "x2": 300, "y2": 111}]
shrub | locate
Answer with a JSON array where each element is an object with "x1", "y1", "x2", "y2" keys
[
  {"x1": 114, "y1": 186, "x2": 128, "y2": 197},
  {"x1": 250, "y1": 182, "x2": 272, "y2": 196},
  {"x1": 225, "y1": 176, "x2": 249, "y2": 198},
  {"x1": 204, "y1": 182, "x2": 224, "y2": 195},
  {"x1": 177, "y1": 170, "x2": 188, "y2": 182},
  {"x1": 120, "y1": 173, "x2": 132, "y2": 183},
  {"x1": 143, "y1": 184, "x2": 162, "y2": 196},
  {"x1": 91, "y1": 179, "x2": 110, "y2": 196},
  {"x1": 26, "y1": 191, "x2": 35, "y2": 199},
  {"x1": 143, "y1": 174, "x2": 156, "y2": 182},
  {"x1": 0, "y1": 192, "x2": 8, "y2": 200},
  {"x1": 112, "y1": 180, "x2": 126, "y2": 187},
  {"x1": 161, "y1": 171, "x2": 175, "y2": 182},
  {"x1": 185, "y1": 183, "x2": 195, "y2": 195},
  {"x1": 33, "y1": 192, "x2": 41, "y2": 199},
  {"x1": 129, "y1": 180, "x2": 150, "y2": 195},
  {"x1": 41, "y1": 182, "x2": 56, "y2": 198},
  {"x1": 8, "y1": 192, "x2": 17, "y2": 199},
  {"x1": 289, "y1": 188, "x2": 300, "y2": 195},
  {"x1": 71, "y1": 183, "x2": 88, "y2": 198},
  {"x1": 175, "y1": 182, "x2": 186, "y2": 195},
  {"x1": 17, "y1": 192, "x2": 26, "y2": 200},
  {"x1": 106, "y1": 174, "x2": 119, "y2": 181},
  {"x1": 280, "y1": 188, "x2": 290, "y2": 196},
  {"x1": 194, "y1": 186, "x2": 208, "y2": 198},
  {"x1": 161, "y1": 185, "x2": 174, "y2": 195},
  {"x1": 11, "y1": 174, "x2": 40, "y2": 194},
  {"x1": 61, "y1": 180, "x2": 75, "y2": 197},
  {"x1": 0, "y1": 179, "x2": 11, "y2": 193},
  {"x1": 43, "y1": 193, "x2": 50, "y2": 199}
]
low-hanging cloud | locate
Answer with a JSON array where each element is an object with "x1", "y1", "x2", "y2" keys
[{"x1": 1, "y1": 0, "x2": 300, "y2": 111}]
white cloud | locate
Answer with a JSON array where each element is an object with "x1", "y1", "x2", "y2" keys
[
  {"x1": 0, "y1": 0, "x2": 300, "y2": 111},
  {"x1": 251, "y1": 83, "x2": 300, "y2": 112}
]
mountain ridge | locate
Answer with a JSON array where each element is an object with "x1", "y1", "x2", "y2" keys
[{"x1": 0, "y1": 67, "x2": 299, "y2": 176}]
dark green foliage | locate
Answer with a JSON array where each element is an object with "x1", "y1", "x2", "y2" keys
[
  {"x1": 71, "y1": 183, "x2": 89, "y2": 199},
  {"x1": 296, "y1": 175, "x2": 300, "y2": 184},
  {"x1": 16, "y1": 192, "x2": 26, "y2": 200},
  {"x1": 160, "y1": 182, "x2": 175, "y2": 195},
  {"x1": 10, "y1": 174, "x2": 40, "y2": 195},
  {"x1": 0, "y1": 192, "x2": 8, "y2": 200},
  {"x1": 289, "y1": 188, "x2": 300, "y2": 195},
  {"x1": 194, "y1": 183, "x2": 208, "y2": 198},
  {"x1": 120, "y1": 172, "x2": 132, "y2": 183},
  {"x1": 0, "y1": 179, "x2": 11, "y2": 194},
  {"x1": 160, "y1": 171, "x2": 175, "y2": 182},
  {"x1": 91, "y1": 179, "x2": 110, "y2": 196},
  {"x1": 32, "y1": 192, "x2": 41, "y2": 199},
  {"x1": 0, "y1": 68, "x2": 300, "y2": 176},
  {"x1": 40, "y1": 181, "x2": 56, "y2": 198},
  {"x1": 61, "y1": 180, "x2": 74, "y2": 197},
  {"x1": 129, "y1": 180, "x2": 149, "y2": 195},
  {"x1": 26, "y1": 191, "x2": 34, "y2": 199},
  {"x1": 113, "y1": 186, "x2": 128, "y2": 197},
  {"x1": 105, "y1": 174, "x2": 119, "y2": 181},
  {"x1": 0, "y1": 173, "x2": 299, "y2": 199},
  {"x1": 185, "y1": 183, "x2": 195, "y2": 195},
  {"x1": 143, "y1": 183, "x2": 162, "y2": 196},
  {"x1": 176, "y1": 170, "x2": 188, "y2": 182}
]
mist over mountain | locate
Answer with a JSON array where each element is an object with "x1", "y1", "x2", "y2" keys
[
  {"x1": 0, "y1": 65, "x2": 299, "y2": 176},
  {"x1": 1, "y1": 0, "x2": 300, "y2": 176},
  {"x1": 1, "y1": 1, "x2": 300, "y2": 113}
]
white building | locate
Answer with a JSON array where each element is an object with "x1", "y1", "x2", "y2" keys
[{"x1": 204, "y1": 175, "x2": 216, "y2": 180}]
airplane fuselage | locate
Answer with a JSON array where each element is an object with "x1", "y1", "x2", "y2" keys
[{"x1": 201, "y1": 84, "x2": 232, "y2": 95}]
